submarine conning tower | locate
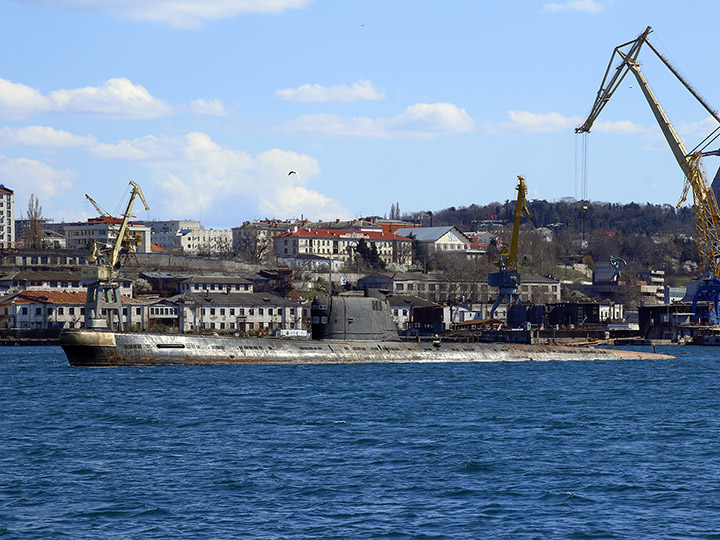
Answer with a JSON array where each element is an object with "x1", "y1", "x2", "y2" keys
[{"x1": 310, "y1": 289, "x2": 399, "y2": 341}]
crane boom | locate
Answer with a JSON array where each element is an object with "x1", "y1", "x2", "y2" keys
[
  {"x1": 489, "y1": 176, "x2": 531, "y2": 320},
  {"x1": 507, "y1": 175, "x2": 530, "y2": 271},
  {"x1": 578, "y1": 27, "x2": 720, "y2": 280},
  {"x1": 81, "y1": 181, "x2": 150, "y2": 331},
  {"x1": 109, "y1": 181, "x2": 149, "y2": 270}
]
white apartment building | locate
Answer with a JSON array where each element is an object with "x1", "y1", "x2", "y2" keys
[
  {"x1": 178, "y1": 228, "x2": 233, "y2": 255},
  {"x1": 178, "y1": 276, "x2": 254, "y2": 294},
  {"x1": 171, "y1": 292, "x2": 304, "y2": 333},
  {"x1": 0, "y1": 290, "x2": 146, "y2": 330},
  {"x1": 146, "y1": 220, "x2": 202, "y2": 250},
  {"x1": 0, "y1": 185, "x2": 14, "y2": 248}
]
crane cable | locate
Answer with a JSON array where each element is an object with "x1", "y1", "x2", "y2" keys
[{"x1": 575, "y1": 132, "x2": 590, "y2": 245}]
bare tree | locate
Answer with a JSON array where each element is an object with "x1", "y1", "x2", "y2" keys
[
  {"x1": 235, "y1": 228, "x2": 271, "y2": 263},
  {"x1": 25, "y1": 194, "x2": 43, "y2": 249}
]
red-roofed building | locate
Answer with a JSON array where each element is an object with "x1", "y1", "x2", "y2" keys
[{"x1": 273, "y1": 228, "x2": 413, "y2": 265}]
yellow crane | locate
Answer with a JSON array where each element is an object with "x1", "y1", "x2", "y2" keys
[
  {"x1": 489, "y1": 175, "x2": 531, "y2": 319},
  {"x1": 577, "y1": 26, "x2": 720, "y2": 321},
  {"x1": 82, "y1": 181, "x2": 149, "y2": 330}
]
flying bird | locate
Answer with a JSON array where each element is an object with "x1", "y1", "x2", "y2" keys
[{"x1": 288, "y1": 171, "x2": 296, "y2": 175}]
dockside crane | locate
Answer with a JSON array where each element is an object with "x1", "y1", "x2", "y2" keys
[
  {"x1": 489, "y1": 175, "x2": 531, "y2": 319},
  {"x1": 577, "y1": 26, "x2": 720, "y2": 322},
  {"x1": 81, "y1": 181, "x2": 149, "y2": 330}
]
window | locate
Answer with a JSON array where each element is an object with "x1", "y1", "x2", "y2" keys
[
  {"x1": 210, "y1": 308, "x2": 216, "y2": 315},
  {"x1": 69, "y1": 308, "x2": 75, "y2": 315},
  {"x1": 35, "y1": 307, "x2": 42, "y2": 315},
  {"x1": 258, "y1": 308, "x2": 264, "y2": 316},
  {"x1": 220, "y1": 309, "x2": 225, "y2": 316},
  {"x1": 229, "y1": 309, "x2": 235, "y2": 316},
  {"x1": 136, "y1": 308, "x2": 141, "y2": 315}
]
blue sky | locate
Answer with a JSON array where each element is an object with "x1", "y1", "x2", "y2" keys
[{"x1": 1, "y1": 0, "x2": 718, "y2": 228}]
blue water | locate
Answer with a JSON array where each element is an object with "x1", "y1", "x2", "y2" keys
[{"x1": 2, "y1": 347, "x2": 720, "y2": 539}]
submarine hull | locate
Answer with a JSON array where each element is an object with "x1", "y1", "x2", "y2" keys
[{"x1": 59, "y1": 330, "x2": 674, "y2": 367}]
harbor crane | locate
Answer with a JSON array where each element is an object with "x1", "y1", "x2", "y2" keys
[
  {"x1": 577, "y1": 26, "x2": 720, "y2": 322},
  {"x1": 81, "y1": 181, "x2": 149, "y2": 330},
  {"x1": 489, "y1": 175, "x2": 531, "y2": 319}
]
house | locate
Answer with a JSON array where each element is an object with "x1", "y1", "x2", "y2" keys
[{"x1": 393, "y1": 226, "x2": 473, "y2": 256}]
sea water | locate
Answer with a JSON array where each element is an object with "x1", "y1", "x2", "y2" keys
[{"x1": 2, "y1": 346, "x2": 720, "y2": 539}]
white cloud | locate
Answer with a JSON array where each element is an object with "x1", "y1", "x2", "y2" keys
[
  {"x1": 677, "y1": 116, "x2": 720, "y2": 138},
  {"x1": 26, "y1": 0, "x2": 311, "y2": 29},
  {"x1": 283, "y1": 102, "x2": 475, "y2": 139},
  {"x1": 91, "y1": 132, "x2": 352, "y2": 220},
  {"x1": 484, "y1": 110, "x2": 582, "y2": 134},
  {"x1": 0, "y1": 77, "x2": 173, "y2": 119},
  {"x1": 0, "y1": 155, "x2": 75, "y2": 205},
  {"x1": 543, "y1": 0, "x2": 604, "y2": 13},
  {"x1": 190, "y1": 98, "x2": 228, "y2": 117},
  {"x1": 0, "y1": 126, "x2": 97, "y2": 147},
  {"x1": 593, "y1": 119, "x2": 645, "y2": 135},
  {"x1": 276, "y1": 80, "x2": 385, "y2": 103},
  {"x1": 49, "y1": 78, "x2": 173, "y2": 119},
  {"x1": 0, "y1": 80, "x2": 53, "y2": 120}
]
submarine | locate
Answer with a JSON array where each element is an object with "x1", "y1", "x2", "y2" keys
[{"x1": 59, "y1": 289, "x2": 674, "y2": 366}]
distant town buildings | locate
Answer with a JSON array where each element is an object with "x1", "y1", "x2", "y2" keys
[
  {"x1": 232, "y1": 219, "x2": 306, "y2": 264},
  {"x1": 146, "y1": 220, "x2": 202, "y2": 250},
  {"x1": 274, "y1": 227, "x2": 413, "y2": 266},
  {"x1": 64, "y1": 217, "x2": 152, "y2": 253}
]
